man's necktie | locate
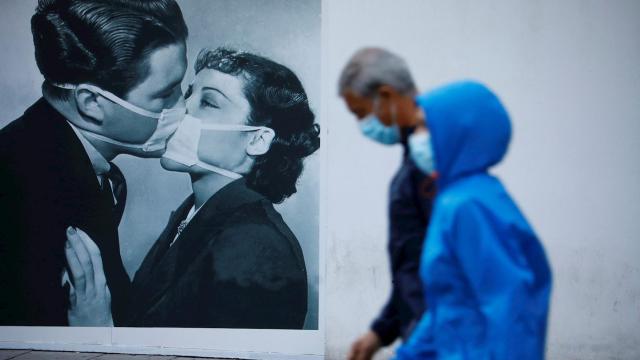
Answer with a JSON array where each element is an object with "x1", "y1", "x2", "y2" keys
[{"x1": 100, "y1": 162, "x2": 127, "y2": 224}]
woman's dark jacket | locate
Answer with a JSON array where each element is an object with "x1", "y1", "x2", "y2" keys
[{"x1": 124, "y1": 178, "x2": 308, "y2": 329}]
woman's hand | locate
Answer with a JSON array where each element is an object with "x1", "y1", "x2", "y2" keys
[{"x1": 64, "y1": 226, "x2": 114, "y2": 326}]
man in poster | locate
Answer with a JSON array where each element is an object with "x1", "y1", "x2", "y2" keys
[{"x1": 0, "y1": 0, "x2": 188, "y2": 326}]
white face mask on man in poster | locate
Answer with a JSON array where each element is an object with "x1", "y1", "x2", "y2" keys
[{"x1": 54, "y1": 83, "x2": 186, "y2": 153}]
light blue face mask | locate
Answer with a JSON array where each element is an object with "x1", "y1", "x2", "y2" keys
[
  {"x1": 408, "y1": 130, "x2": 437, "y2": 175},
  {"x1": 359, "y1": 114, "x2": 401, "y2": 145},
  {"x1": 359, "y1": 98, "x2": 401, "y2": 145}
]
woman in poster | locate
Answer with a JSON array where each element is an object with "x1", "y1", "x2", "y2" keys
[{"x1": 65, "y1": 47, "x2": 320, "y2": 329}]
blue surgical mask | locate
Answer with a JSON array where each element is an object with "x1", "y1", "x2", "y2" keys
[
  {"x1": 358, "y1": 96, "x2": 401, "y2": 145},
  {"x1": 408, "y1": 131, "x2": 436, "y2": 175},
  {"x1": 359, "y1": 114, "x2": 401, "y2": 145}
]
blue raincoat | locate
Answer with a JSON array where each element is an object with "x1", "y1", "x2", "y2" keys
[{"x1": 395, "y1": 81, "x2": 552, "y2": 359}]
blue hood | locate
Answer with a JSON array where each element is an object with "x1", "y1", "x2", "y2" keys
[{"x1": 416, "y1": 81, "x2": 511, "y2": 188}]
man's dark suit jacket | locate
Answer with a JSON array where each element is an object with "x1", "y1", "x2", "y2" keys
[
  {"x1": 125, "y1": 178, "x2": 308, "y2": 329},
  {"x1": 0, "y1": 98, "x2": 131, "y2": 325},
  {"x1": 370, "y1": 143, "x2": 436, "y2": 346}
]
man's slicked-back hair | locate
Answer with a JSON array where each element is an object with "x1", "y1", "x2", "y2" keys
[
  {"x1": 338, "y1": 47, "x2": 416, "y2": 97},
  {"x1": 32, "y1": 0, "x2": 188, "y2": 100}
]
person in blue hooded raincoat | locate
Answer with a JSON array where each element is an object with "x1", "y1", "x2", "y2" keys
[{"x1": 395, "y1": 81, "x2": 552, "y2": 359}]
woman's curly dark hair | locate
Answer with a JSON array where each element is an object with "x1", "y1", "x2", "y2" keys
[{"x1": 193, "y1": 47, "x2": 320, "y2": 203}]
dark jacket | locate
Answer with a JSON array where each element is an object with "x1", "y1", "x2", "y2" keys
[
  {"x1": 371, "y1": 142, "x2": 436, "y2": 346},
  {"x1": 125, "y1": 178, "x2": 308, "y2": 329},
  {"x1": 0, "y1": 98, "x2": 131, "y2": 325}
]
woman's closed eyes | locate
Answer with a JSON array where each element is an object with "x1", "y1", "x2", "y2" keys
[
  {"x1": 195, "y1": 87, "x2": 228, "y2": 110},
  {"x1": 200, "y1": 96, "x2": 219, "y2": 109}
]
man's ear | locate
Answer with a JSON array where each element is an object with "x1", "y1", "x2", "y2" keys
[
  {"x1": 246, "y1": 128, "x2": 275, "y2": 156},
  {"x1": 74, "y1": 86, "x2": 105, "y2": 125}
]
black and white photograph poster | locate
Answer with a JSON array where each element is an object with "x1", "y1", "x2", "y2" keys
[{"x1": 0, "y1": 0, "x2": 323, "y2": 358}]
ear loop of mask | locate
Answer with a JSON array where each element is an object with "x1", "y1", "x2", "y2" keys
[
  {"x1": 375, "y1": 95, "x2": 398, "y2": 127},
  {"x1": 390, "y1": 101, "x2": 398, "y2": 126},
  {"x1": 51, "y1": 83, "x2": 155, "y2": 148},
  {"x1": 52, "y1": 82, "x2": 162, "y2": 118},
  {"x1": 193, "y1": 161, "x2": 243, "y2": 179},
  {"x1": 371, "y1": 96, "x2": 399, "y2": 127}
]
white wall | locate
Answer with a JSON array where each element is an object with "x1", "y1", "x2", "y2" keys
[{"x1": 323, "y1": 0, "x2": 640, "y2": 359}]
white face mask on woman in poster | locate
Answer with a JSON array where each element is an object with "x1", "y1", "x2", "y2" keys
[{"x1": 162, "y1": 114, "x2": 274, "y2": 179}]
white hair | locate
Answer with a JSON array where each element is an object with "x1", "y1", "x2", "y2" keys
[{"x1": 338, "y1": 47, "x2": 416, "y2": 97}]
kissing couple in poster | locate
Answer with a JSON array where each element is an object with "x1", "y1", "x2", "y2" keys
[{"x1": 0, "y1": 0, "x2": 319, "y2": 329}]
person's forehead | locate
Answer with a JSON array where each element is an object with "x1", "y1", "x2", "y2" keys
[{"x1": 194, "y1": 68, "x2": 245, "y2": 95}]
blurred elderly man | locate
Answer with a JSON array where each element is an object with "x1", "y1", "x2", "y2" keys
[{"x1": 339, "y1": 48, "x2": 436, "y2": 360}]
